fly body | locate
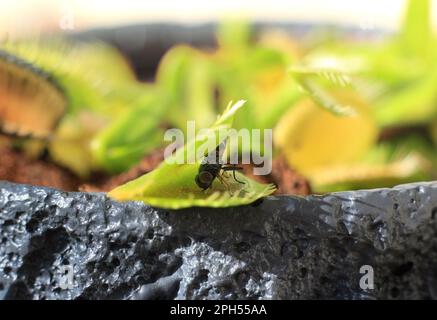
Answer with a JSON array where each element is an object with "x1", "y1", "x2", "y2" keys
[{"x1": 195, "y1": 140, "x2": 245, "y2": 191}]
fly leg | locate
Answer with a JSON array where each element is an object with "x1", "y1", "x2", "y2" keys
[
  {"x1": 217, "y1": 172, "x2": 233, "y2": 195},
  {"x1": 222, "y1": 165, "x2": 245, "y2": 185}
]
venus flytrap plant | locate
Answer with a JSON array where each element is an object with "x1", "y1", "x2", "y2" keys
[
  {"x1": 1, "y1": 40, "x2": 167, "y2": 176},
  {"x1": 274, "y1": 65, "x2": 380, "y2": 191},
  {"x1": 90, "y1": 87, "x2": 169, "y2": 173},
  {"x1": 289, "y1": 66, "x2": 357, "y2": 116},
  {"x1": 156, "y1": 46, "x2": 217, "y2": 133},
  {"x1": 272, "y1": 0, "x2": 437, "y2": 192},
  {"x1": 282, "y1": 61, "x2": 435, "y2": 192},
  {"x1": 304, "y1": 0, "x2": 436, "y2": 128},
  {"x1": 1, "y1": 40, "x2": 139, "y2": 115},
  {"x1": 4, "y1": 11, "x2": 436, "y2": 195},
  {"x1": 108, "y1": 100, "x2": 276, "y2": 209},
  {"x1": 309, "y1": 135, "x2": 433, "y2": 193}
]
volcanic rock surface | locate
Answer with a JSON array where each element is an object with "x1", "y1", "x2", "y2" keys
[{"x1": 1, "y1": 180, "x2": 437, "y2": 299}]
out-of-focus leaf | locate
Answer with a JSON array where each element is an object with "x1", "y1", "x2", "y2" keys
[
  {"x1": 310, "y1": 154, "x2": 431, "y2": 193},
  {"x1": 156, "y1": 45, "x2": 216, "y2": 130},
  {"x1": 274, "y1": 95, "x2": 378, "y2": 176},
  {"x1": 255, "y1": 78, "x2": 302, "y2": 129},
  {"x1": 184, "y1": 55, "x2": 217, "y2": 129},
  {"x1": 2, "y1": 39, "x2": 167, "y2": 174},
  {"x1": 290, "y1": 66, "x2": 357, "y2": 116},
  {"x1": 91, "y1": 89, "x2": 167, "y2": 173},
  {"x1": 309, "y1": 134, "x2": 434, "y2": 192},
  {"x1": 365, "y1": 134, "x2": 435, "y2": 164},
  {"x1": 257, "y1": 30, "x2": 302, "y2": 62},
  {"x1": 0, "y1": 49, "x2": 67, "y2": 139},
  {"x1": 400, "y1": 0, "x2": 431, "y2": 59},
  {"x1": 109, "y1": 100, "x2": 276, "y2": 209},
  {"x1": 155, "y1": 21, "x2": 300, "y2": 156},
  {"x1": 374, "y1": 68, "x2": 437, "y2": 127},
  {"x1": 156, "y1": 45, "x2": 192, "y2": 106},
  {"x1": 427, "y1": 120, "x2": 437, "y2": 150},
  {"x1": 49, "y1": 112, "x2": 108, "y2": 177},
  {"x1": 1, "y1": 40, "x2": 143, "y2": 116},
  {"x1": 304, "y1": 43, "x2": 422, "y2": 88},
  {"x1": 217, "y1": 20, "x2": 252, "y2": 51},
  {"x1": 214, "y1": 22, "x2": 293, "y2": 131}
]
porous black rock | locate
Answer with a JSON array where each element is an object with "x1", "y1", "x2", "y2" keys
[{"x1": 1, "y1": 180, "x2": 437, "y2": 300}]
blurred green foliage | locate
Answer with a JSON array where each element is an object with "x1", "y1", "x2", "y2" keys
[{"x1": 2, "y1": 0, "x2": 437, "y2": 193}]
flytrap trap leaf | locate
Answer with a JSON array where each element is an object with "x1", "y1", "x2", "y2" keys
[
  {"x1": 108, "y1": 100, "x2": 276, "y2": 209},
  {"x1": 289, "y1": 66, "x2": 357, "y2": 117},
  {"x1": 0, "y1": 50, "x2": 67, "y2": 138}
]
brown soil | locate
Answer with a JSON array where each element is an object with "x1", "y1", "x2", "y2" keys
[
  {"x1": 79, "y1": 148, "x2": 165, "y2": 192},
  {"x1": 240, "y1": 155, "x2": 311, "y2": 196},
  {"x1": 0, "y1": 146, "x2": 80, "y2": 191},
  {"x1": 1, "y1": 146, "x2": 311, "y2": 196}
]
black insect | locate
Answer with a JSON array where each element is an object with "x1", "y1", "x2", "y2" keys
[{"x1": 195, "y1": 141, "x2": 245, "y2": 191}]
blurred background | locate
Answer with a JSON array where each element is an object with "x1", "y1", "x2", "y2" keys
[
  {"x1": 2, "y1": 0, "x2": 437, "y2": 195},
  {"x1": 2, "y1": 0, "x2": 437, "y2": 35}
]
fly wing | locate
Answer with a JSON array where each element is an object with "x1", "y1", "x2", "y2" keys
[{"x1": 202, "y1": 138, "x2": 228, "y2": 165}]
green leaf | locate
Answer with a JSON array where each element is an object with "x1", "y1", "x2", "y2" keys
[
  {"x1": 108, "y1": 100, "x2": 276, "y2": 209},
  {"x1": 289, "y1": 66, "x2": 357, "y2": 116},
  {"x1": 156, "y1": 45, "x2": 216, "y2": 130},
  {"x1": 374, "y1": 67, "x2": 437, "y2": 127},
  {"x1": 400, "y1": 0, "x2": 431, "y2": 59},
  {"x1": 256, "y1": 81, "x2": 302, "y2": 129},
  {"x1": 91, "y1": 89, "x2": 168, "y2": 173},
  {"x1": 1, "y1": 40, "x2": 141, "y2": 115},
  {"x1": 1, "y1": 39, "x2": 170, "y2": 174},
  {"x1": 217, "y1": 20, "x2": 251, "y2": 50}
]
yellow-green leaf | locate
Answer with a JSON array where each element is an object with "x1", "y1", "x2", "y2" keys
[{"x1": 108, "y1": 100, "x2": 276, "y2": 209}]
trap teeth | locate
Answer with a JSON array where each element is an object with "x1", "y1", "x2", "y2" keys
[
  {"x1": 1, "y1": 122, "x2": 31, "y2": 138},
  {"x1": 0, "y1": 49, "x2": 67, "y2": 139}
]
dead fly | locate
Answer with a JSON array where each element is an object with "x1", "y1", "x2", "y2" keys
[{"x1": 195, "y1": 140, "x2": 245, "y2": 192}]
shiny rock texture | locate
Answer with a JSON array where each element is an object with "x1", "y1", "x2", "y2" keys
[{"x1": 1, "y1": 181, "x2": 437, "y2": 299}]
